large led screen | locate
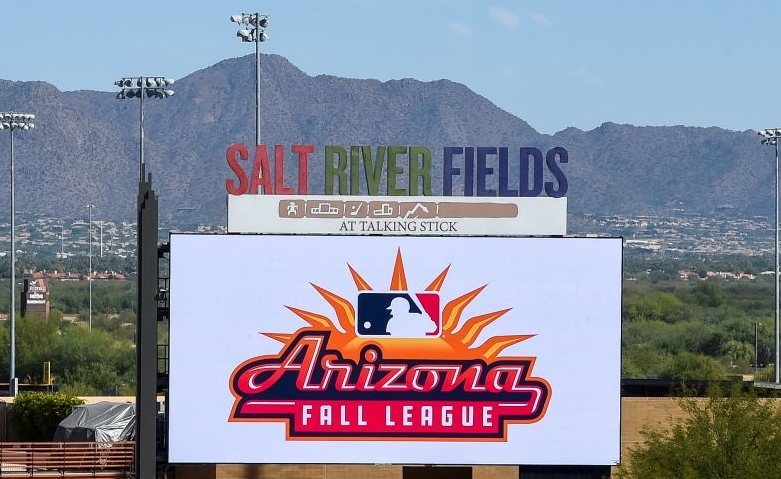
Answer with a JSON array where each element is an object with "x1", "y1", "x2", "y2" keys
[{"x1": 168, "y1": 234, "x2": 622, "y2": 465}]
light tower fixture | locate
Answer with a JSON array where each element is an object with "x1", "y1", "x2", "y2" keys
[
  {"x1": 0, "y1": 111, "x2": 35, "y2": 397},
  {"x1": 230, "y1": 12, "x2": 269, "y2": 147},
  {"x1": 115, "y1": 77, "x2": 175, "y2": 181},
  {"x1": 759, "y1": 127, "x2": 781, "y2": 384},
  {"x1": 115, "y1": 76, "x2": 172, "y2": 479}
]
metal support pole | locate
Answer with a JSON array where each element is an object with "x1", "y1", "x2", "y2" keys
[
  {"x1": 756, "y1": 322, "x2": 760, "y2": 373},
  {"x1": 775, "y1": 138, "x2": 779, "y2": 383},
  {"x1": 139, "y1": 79, "x2": 145, "y2": 181},
  {"x1": 759, "y1": 128, "x2": 781, "y2": 384},
  {"x1": 255, "y1": 31, "x2": 261, "y2": 147},
  {"x1": 9, "y1": 130, "x2": 16, "y2": 397},
  {"x1": 2, "y1": 113, "x2": 33, "y2": 397},
  {"x1": 87, "y1": 205, "x2": 94, "y2": 333}
]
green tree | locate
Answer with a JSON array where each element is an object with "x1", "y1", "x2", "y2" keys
[
  {"x1": 48, "y1": 324, "x2": 135, "y2": 394},
  {"x1": 723, "y1": 339, "x2": 753, "y2": 371},
  {"x1": 659, "y1": 352, "x2": 726, "y2": 380},
  {"x1": 618, "y1": 384, "x2": 781, "y2": 479},
  {"x1": 8, "y1": 392, "x2": 84, "y2": 441},
  {"x1": 624, "y1": 291, "x2": 683, "y2": 323},
  {"x1": 691, "y1": 281, "x2": 727, "y2": 308},
  {"x1": 622, "y1": 343, "x2": 670, "y2": 378}
]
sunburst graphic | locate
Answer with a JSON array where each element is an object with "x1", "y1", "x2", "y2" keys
[{"x1": 263, "y1": 248, "x2": 535, "y2": 362}]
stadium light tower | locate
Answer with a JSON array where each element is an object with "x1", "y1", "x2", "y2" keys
[
  {"x1": 230, "y1": 12, "x2": 269, "y2": 147},
  {"x1": 115, "y1": 77, "x2": 175, "y2": 181},
  {"x1": 0, "y1": 111, "x2": 34, "y2": 397},
  {"x1": 759, "y1": 127, "x2": 781, "y2": 384},
  {"x1": 115, "y1": 75, "x2": 172, "y2": 479}
]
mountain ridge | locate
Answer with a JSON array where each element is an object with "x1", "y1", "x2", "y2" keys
[{"x1": 0, "y1": 54, "x2": 771, "y2": 228}]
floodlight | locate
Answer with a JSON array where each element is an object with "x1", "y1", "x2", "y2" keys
[
  {"x1": 258, "y1": 17, "x2": 269, "y2": 28},
  {"x1": 230, "y1": 14, "x2": 244, "y2": 23},
  {"x1": 259, "y1": 31, "x2": 269, "y2": 42},
  {"x1": 237, "y1": 29, "x2": 254, "y2": 42},
  {"x1": 761, "y1": 129, "x2": 781, "y2": 138}
]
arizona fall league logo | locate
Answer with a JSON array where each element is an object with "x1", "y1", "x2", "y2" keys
[{"x1": 228, "y1": 249, "x2": 551, "y2": 441}]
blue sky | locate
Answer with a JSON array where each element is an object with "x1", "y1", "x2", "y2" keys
[{"x1": 0, "y1": 1, "x2": 778, "y2": 135}]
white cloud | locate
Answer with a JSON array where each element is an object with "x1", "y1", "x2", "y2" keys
[
  {"x1": 449, "y1": 20, "x2": 472, "y2": 37},
  {"x1": 489, "y1": 7, "x2": 520, "y2": 28},
  {"x1": 529, "y1": 12, "x2": 550, "y2": 26}
]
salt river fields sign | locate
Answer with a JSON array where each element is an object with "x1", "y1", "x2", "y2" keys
[{"x1": 225, "y1": 144, "x2": 569, "y2": 198}]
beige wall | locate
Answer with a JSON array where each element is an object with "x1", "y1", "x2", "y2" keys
[{"x1": 620, "y1": 397, "x2": 691, "y2": 459}]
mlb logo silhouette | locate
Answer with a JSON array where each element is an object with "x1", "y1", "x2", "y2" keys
[{"x1": 356, "y1": 292, "x2": 441, "y2": 338}]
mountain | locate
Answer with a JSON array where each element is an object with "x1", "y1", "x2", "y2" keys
[{"x1": 0, "y1": 54, "x2": 770, "y2": 227}]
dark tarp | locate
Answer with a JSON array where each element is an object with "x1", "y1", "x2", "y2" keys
[{"x1": 53, "y1": 401, "x2": 136, "y2": 442}]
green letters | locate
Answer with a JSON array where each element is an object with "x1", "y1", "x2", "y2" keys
[
  {"x1": 325, "y1": 146, "x2": 348, "y2": 194},
  {"x1": 325, "y1": 145, "x2": 433, "y2": 195}
]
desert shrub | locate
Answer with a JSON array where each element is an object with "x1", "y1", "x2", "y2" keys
[{"x1": 8, "y1": 392, "x2": 85, "y2": 441}]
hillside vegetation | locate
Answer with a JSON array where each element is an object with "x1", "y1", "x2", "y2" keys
[
  {"x1": 0, "y1": 252, "x2": 776, "y2": 394},
  {"x1": 623, "y1": 254, "x2": 777, "y2": 380}
]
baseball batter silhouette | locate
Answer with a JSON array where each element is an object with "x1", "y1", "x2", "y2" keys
[{"x1": 385, "y1": 296, "x2": 435, "y2": 337}]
